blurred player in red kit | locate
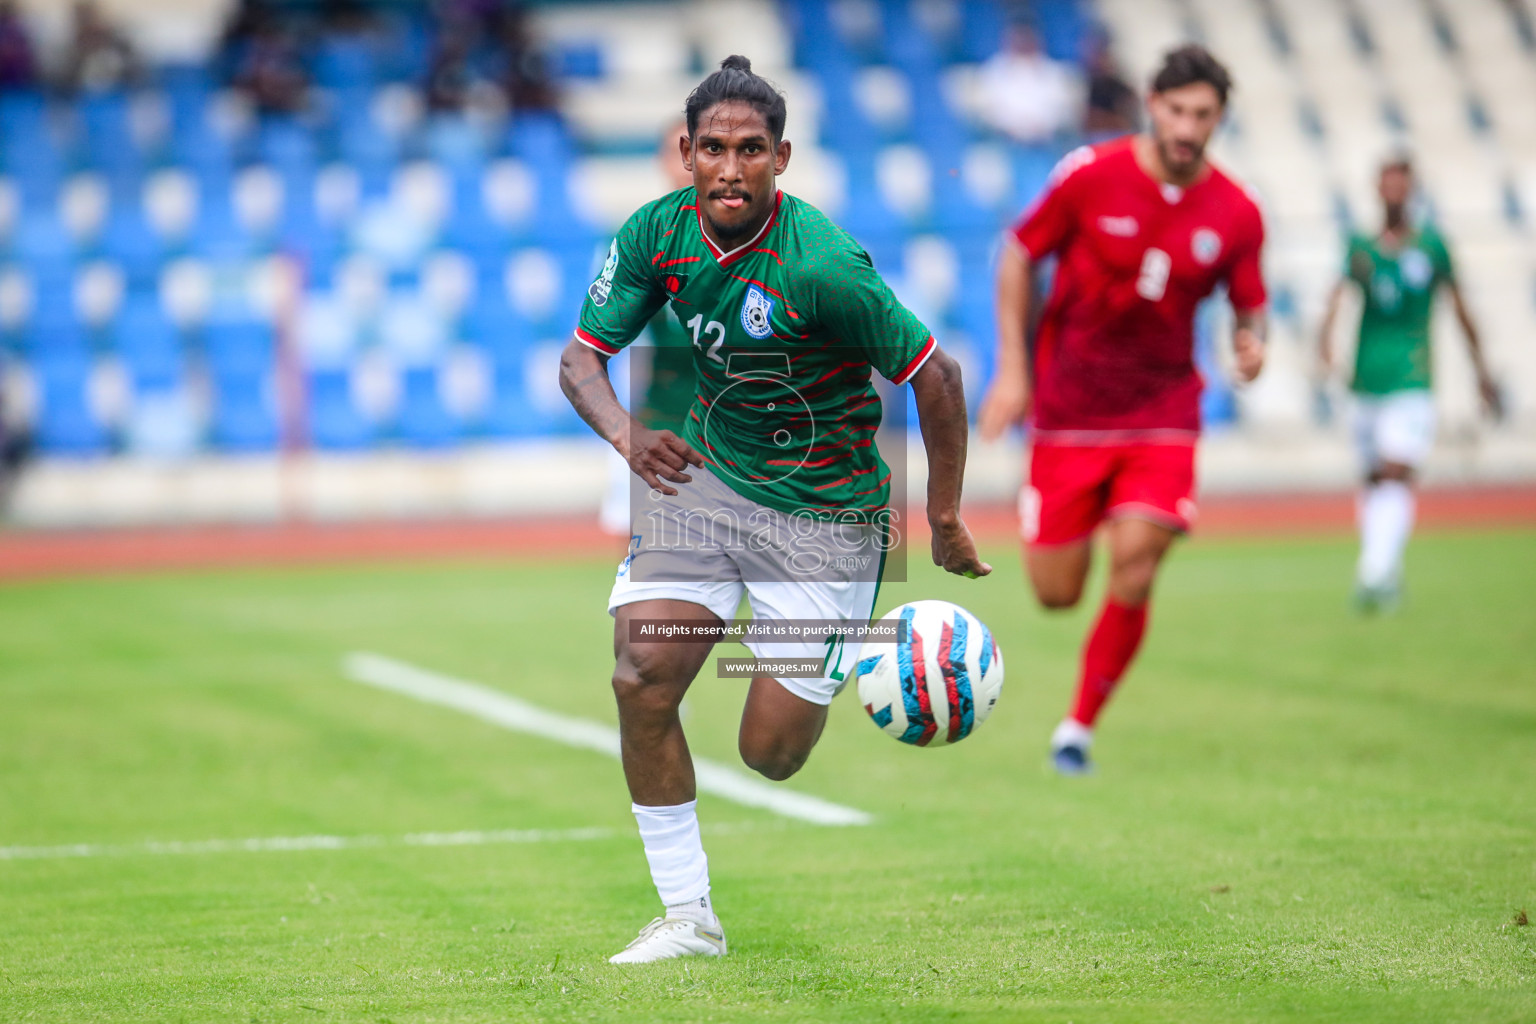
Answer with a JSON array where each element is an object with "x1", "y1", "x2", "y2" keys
[{"x1": 978, "y1": 45, "x2": 1268, "y2": 774}]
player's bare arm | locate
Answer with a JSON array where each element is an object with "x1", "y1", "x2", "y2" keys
[
  {"x1": 1447, "y1": 280, "x2": 1501, "y2": 415},
  {"x1": 1316, "y1": 279, "x2": 1348, "y2": 373},
  {"x1": 977, "y1": 239, "x2": 1032, "y2": 441},
  {"x1": 1233, "y1": 307, "x2": 1267, "y2": 382},
  {"x1": 911, "y1": 349, "x2": 992, "y2": 579},
  {"x1": 558, "y1": 339, "x2": 703, "y2": 496}
]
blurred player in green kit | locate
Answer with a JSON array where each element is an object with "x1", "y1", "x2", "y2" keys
[{"x1": 1318, "y1": 156, "x2": 1501, "y2": 610}]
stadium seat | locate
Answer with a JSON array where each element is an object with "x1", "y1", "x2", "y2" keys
[
  {"x1": 33, "y1": 346, "x2": 107, "y2": 456},
  {"x1": 306, "y1": 366, "x2": 372, "y2": 450},
  {"x1": 114, "y1": 297, "x2": 184, "y2": 396},
  {"x1": 395, "y1": 365, "x2": 458, "y2": 448}
]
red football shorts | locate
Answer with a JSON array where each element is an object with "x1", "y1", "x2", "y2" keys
[{"x1": 1021, "y1": 442, "x2": 1198, "y2": 545}]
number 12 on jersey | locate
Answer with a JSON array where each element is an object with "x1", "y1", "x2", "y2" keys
[{"x1": 688, "y1": 315, "x2": 726, "y2": 364}]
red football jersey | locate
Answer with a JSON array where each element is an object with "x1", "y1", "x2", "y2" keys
[{"x1": 1011, "y1": 136, "x2": 1266, "y2": 439}]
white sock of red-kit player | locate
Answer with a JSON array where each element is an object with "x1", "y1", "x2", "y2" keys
[
  {"x1": 1357, "y1": 480, "x2": 1415, "y2": 589},
  {"x1": 631, "y1": 800, "x2": 717, "y2": 925}
]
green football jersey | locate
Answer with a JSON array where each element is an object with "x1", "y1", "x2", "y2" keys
[
  {"x1": 577, "y1": 187, "x2": 935, "y2": 518},
  {"x1": 635, "y1": 306, "x2": 695, "y2": 436},
  {"x1": 1345, "y1": 224, "x2": 1455, "y2": 395}
]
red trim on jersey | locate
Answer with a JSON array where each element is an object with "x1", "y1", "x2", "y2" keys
[
  {"x1": 659, "y1": 256, "x2": 701, "y2": 268},
  {"x1": 574, "y1": 328, "x2": 620, "y2": 356},
  {"x1": 891, "y1": 336, "x2": 937, "y2": 385},
  {"x1": 698, "y1": 191, "x2": 782, "y2": 269}
]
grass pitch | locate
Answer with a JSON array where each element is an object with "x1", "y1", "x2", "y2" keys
[{"x1": 1, "y1": 529, "x2": 1533, "y2": 1022}]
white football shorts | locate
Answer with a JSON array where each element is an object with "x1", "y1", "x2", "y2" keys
[
  {"x1": 608, "y1": 464, "x2": 885, "y2": 705},
  {"x1": 1353, "y1": 389, "x2": 1437, "y2": 470}
]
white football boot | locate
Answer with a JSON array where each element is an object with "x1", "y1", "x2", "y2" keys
[{"x1": 608, "y1": 915, "x2": 727, "y2": 964}]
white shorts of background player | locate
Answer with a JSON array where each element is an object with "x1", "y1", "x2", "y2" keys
[{"x1": 1353, "y1": 389, "x2": 1437, "y2": 471}]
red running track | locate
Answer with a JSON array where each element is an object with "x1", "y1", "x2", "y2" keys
[{"x1": 1, "y1": 487, "x2": 1533, "y2": 584}]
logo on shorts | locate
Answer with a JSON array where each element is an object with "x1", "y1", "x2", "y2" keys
[
  {"x1": 1191, "y1": 228, "x2": 1222, "y2": 266},
  {"x1": 617, "y1": 533, "x2": 641, "y2": 577},
  {"x1": 1177, "y1": 498, "x2": 1198, "y2": 525},
  {"x1": 740, "y1": 284, "x2": 775, "y2": 339},
  {"x1": 589, "y1": 239, "x2": 619, "y2": 306}
]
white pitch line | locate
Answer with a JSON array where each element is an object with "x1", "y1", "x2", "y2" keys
[
  {"x1": 343, "y1": 652, "x2": 873, "y2": 827},
  {"x1": 0, "y1": 822, "x2": 773, "y2": 863},
  {"x1": 0, "y1": 826, "x2": 618, "y2": 861}
]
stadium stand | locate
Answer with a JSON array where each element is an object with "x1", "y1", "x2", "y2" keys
[{"x1": 0, "y1": 0, "x2": 1530, "y2": 469}]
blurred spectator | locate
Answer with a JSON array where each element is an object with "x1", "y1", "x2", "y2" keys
[
  {"x1": 234, "y1": 15, "x2": 310, "y2": 114},
  {"x1": 977, "y1": 24, "x2": 1078, "y2": 144},
  {"x1": 425, "y1": 23, "x2": 475, "y2": 112},
  {"x1": 1083, "y1": 34, "x2": 1137, "y2": 137},
  {"x1": 62, "y1": 1, "x2": 140, "y2": 94},
  {"x1": 0, "y1": 0, "x2": 37, "y2": 90},
  {"x1": 494, "y1": 4, "x2": 556, "y2": 113}
]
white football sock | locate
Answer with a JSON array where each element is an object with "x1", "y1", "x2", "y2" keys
[
  {"x1": 631, "y1": 801, "x2": 714, "y2": 924},
  {"x1": 1357, "y1": 481, "x2": 1415, "y2": 589},
  {"x1": 1052, "y1": 717, "x2": 1093, "y2": 751}
]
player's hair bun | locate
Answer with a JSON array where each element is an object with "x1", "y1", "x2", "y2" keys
[{"x1": 685, "y1": 54, "x2": 785, "y2": 141}]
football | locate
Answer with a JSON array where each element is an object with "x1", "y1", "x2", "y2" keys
[{"x1": 854, "y1": 600, "x2": 1004, "y2": 747}]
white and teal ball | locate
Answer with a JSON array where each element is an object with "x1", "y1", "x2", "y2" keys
[{"x1": 854, "y1": 600, "x2": 1004, "y2": 747}]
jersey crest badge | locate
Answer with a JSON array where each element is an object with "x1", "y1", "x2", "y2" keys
[
  {"x1": 589, "y1": 239, "x2": 619, "y2": 306},
  {"x1": 1191, "y1": 228, "x2": 1222, "y2": 266},
  {"x1": 1399, "y1": 249, "x2": 1432, "y2": 289},
  {"x1": 740, "y1": 283, "x2": 775, "y2": 339}
]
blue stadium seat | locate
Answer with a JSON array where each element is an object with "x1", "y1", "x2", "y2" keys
[
  {"x1": 959, "y1": 0, "x2": 1007, "y2": 63},
  {"x1": 1034, "y1": 0, "x2": 1088, "y2": 63},
  {"x1": 24, "y1": 305, "x2": 89, "y2": 358},
  {"x1": 462, "y1": 294, "x2": 531, "y2": 360},
  {"x1": 12, "y1": 214, "x2": 74, "y2": 273},
  {"x1": 337, "y1": 123, "x2": 398, "y2": 199},
  {"x1": 932, "y1": 174, "x2": 998, "y2": 233},
  {"x1": 396, "y1": 365, "x2": 457, "y2": 447},
  {"x1": 33, "y1": 347, "x2": 107, "y2": 456},
  {"x1": 481, "y1": 351, "x2": 541, "y2": 438},
  {"x1": 100, "y1": 209, "x2": 164, "y2": 287},
  {"x1": 256, "y1": 116, "x2": 319, "y2": 180},
  {"x1": 114, "y1": 297, "x2": 183, "y2": 394},
  {"x1": 835, "y1": 151, "x2": 904, "y2": 246},
  {"x1": 551, "y1": 42, "x2": 604, "y2": 80},
  {"x1": 306, "y1": 367, "x2": 372, "y2": 450},
  {"x1": 313, "y1": 35, "x2": 380, "y2": 90},
  {"x1": 77, "y1": 92, "x2": 139, "y2": 171},
  {"x1": 1011, "y1": 144, "x2": 1061, "y2": 209},
  {"x1": 206, "y1": 318, "x2": 278, "y2": 451}
]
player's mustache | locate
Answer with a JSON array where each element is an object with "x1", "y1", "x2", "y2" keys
[{"x1": 708, "y1": 189, "x2": 752, "y2": 201}]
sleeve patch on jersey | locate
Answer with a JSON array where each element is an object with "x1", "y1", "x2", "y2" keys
[{"x1": 588, "y1": 239, "x2": 619, "y2": 306}]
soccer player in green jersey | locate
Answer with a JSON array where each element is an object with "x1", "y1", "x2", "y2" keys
[
  {"x1": 559, "y1": 56, "x2": 989, "y2": 963},
  {"x1": 1318, "y1": 156, "x2": 1499, "y2": 610}
]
